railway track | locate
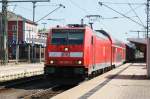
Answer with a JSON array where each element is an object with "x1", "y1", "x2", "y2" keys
[
  {"x1": 22, "y1": 85, "x2": 60, "y2": 99},
  {"x1": 0, "y1": 75, "x2": 75, "y2": 99},
  {"x1": 0, "y1": 75, "x2": 48, "y2": 99},
  {"x1": 0, "y1": 75, "x2": 44, "y2": 90},
  {"x1": 19, "y1": 85, "x2": 75, "y2": 99},
  {"x1": 0, "y1": 64, "x2": 118, "y2": 99}
]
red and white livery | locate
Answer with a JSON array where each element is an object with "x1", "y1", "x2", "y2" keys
[{"x1": 44, "y1": 24, "x2": 126, "y2": 77}]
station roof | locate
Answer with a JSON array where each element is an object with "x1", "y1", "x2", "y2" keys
[
  {"x1": 127, "y1": 38, "x2": 146, "y2": 45},
  {"x1": 5, "y1": 11, "x2": 38, "y2": 25},
  {"x1": 127, "y1": 38, "x2": 146, "y2": 52}
]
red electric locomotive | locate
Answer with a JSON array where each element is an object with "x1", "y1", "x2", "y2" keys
[{"x1": 44, "y1": 24, "x2": 125, "y2": 78}]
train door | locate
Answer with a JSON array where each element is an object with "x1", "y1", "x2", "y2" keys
[
  {"x1": 112, "y1": 46, "x2": 115, "y2": 66},
  {"x1": 103, "y1": 46, "x2": 106, "y2": 67},
  {"x1": 91, "y1": 36, "x2": 95, "y2": 71}
]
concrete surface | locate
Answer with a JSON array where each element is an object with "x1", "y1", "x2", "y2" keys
[
  {"x1": 0, "y1": 63, "x2": 44, "y2": 82},
  {"x1": 52, "y1": 63, "x2": 149, "y2": 99}
]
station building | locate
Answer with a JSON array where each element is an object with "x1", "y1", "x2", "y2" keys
[{"x1": 4, "y1": 11, "x2": 46, "y2": 62}]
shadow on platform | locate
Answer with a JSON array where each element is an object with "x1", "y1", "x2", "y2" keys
[
  {"x1": 106, "y1": 74, "x2": 147, "y2": 80},
  {"x1": 131, "y1": 64, "x2": 146, "y2": 67}
]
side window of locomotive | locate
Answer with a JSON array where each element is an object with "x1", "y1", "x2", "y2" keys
[
  {"x1": 51, "y1": 32, "x2": 68, "y2": 45},
  {"x1": 91, "y1": 36, "x2": 93, "y2": 45}
]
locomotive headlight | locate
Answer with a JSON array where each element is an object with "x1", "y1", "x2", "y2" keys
[
  {"x1": 64, "y1": 47, "x2": 68, "y2": 51},
  {"x1": 50, "y1": 60, "x2": 54, "y2": 64},
  {"x1": 78, "y1": 60, "x2": 82, "y2": 64}
]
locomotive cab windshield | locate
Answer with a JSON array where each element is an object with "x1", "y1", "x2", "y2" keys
[{"x1": 51, "y1": 29, "x2": 85, "y2": 45}]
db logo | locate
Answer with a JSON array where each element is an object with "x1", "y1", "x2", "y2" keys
[{"x1": 62, "y1": 52, "x2": 70, "y2": 57}]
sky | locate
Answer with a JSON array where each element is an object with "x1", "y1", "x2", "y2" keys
[{"x1": 4, "y1": 0, "x2": 147, "y2": 42}]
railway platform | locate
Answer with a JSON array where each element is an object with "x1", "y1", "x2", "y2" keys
[
  {"x1": 52, "y1": 63, "x2": 149, "y2": 99},
  {"x1": 0, "y1": 63, "x2": 44, "y2": 82}
]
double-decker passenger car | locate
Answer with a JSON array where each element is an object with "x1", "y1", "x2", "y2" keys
[
  {"x1": 44, "y1": 24, "x2": 126, "y2": 78},
  {"x1": 112, "y1": 40, "x2": 126, "y2": 66}
]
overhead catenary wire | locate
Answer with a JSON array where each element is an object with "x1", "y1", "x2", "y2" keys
[
  {"x1": 124, "y1": 4, "x2": 144, "y2": 15},
  {"x1": 12, "y1": 4, "x2": 17, "y2": 12},
  {"x1": 0, "y1": 0, "x2": 50, "y2": 3},
  {"x1": 7, "y1": 4, "x2": 17, "y2": 12},
  {"x1": 68, "y1": 0, "x2": 89, "y2": 14},
  {"x1": 99, "y1": 1, "x2": 145, "y2": 21},
  {"x1": 36, "y1": 4, "x2": 65, "y2": 23},
  {"x1": 98, "y1": 1, "x2": 145, "y2": 19},
  {"x1": 128, "y1": 3, "x2": 145, "y2": 27},
  {"x1": 46, "y1": 18, "x2": 65, "y2": 21},
  {"x1": 97, "y1": 19, "x2": 110, "y2": 30},
  {"x1": 98, "y1": 2, "x2": 146, "y2": 28},
  {"x1": 10, "y1": 3, "x2": 60, "y2": 13},
  {"x1": 101, "y1": 16, "x2": 138, "y2": 19},
  {"x1": 99, "y1": 1, "x2": 145, "y2": 5},
  {"x1": 35, "y1": 4, "x2": 61, "y2": 7},
  {"x1": 17, "y1": 6, "x2": 32, "y2": 11},
  {"x1": 98, "y1": 1, "x2": 145, "y2": 17}
]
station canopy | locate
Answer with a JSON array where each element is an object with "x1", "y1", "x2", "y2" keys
[{"x1": 127, "y1": 38, "x2": 146, "y2": 52}]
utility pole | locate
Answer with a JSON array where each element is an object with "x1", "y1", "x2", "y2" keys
[
  {"x1": 33, "y1": 1, "x2": 36, "y2": 22},
  {"x1": 32, "y1": 2, "x2": 36, "y2": 63},
  {"x1": 147, "y1": 0, "x2": 150, "y2": 78},
  {"x1": 0, "y1": 13, "x2": 2, "y2": 64},
  {"x1": 1, "y1": 0, "x2": 8, "y2": 65},
  {"x1": 147, "y1": 0, "x2": 150, "y2": 38}
]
